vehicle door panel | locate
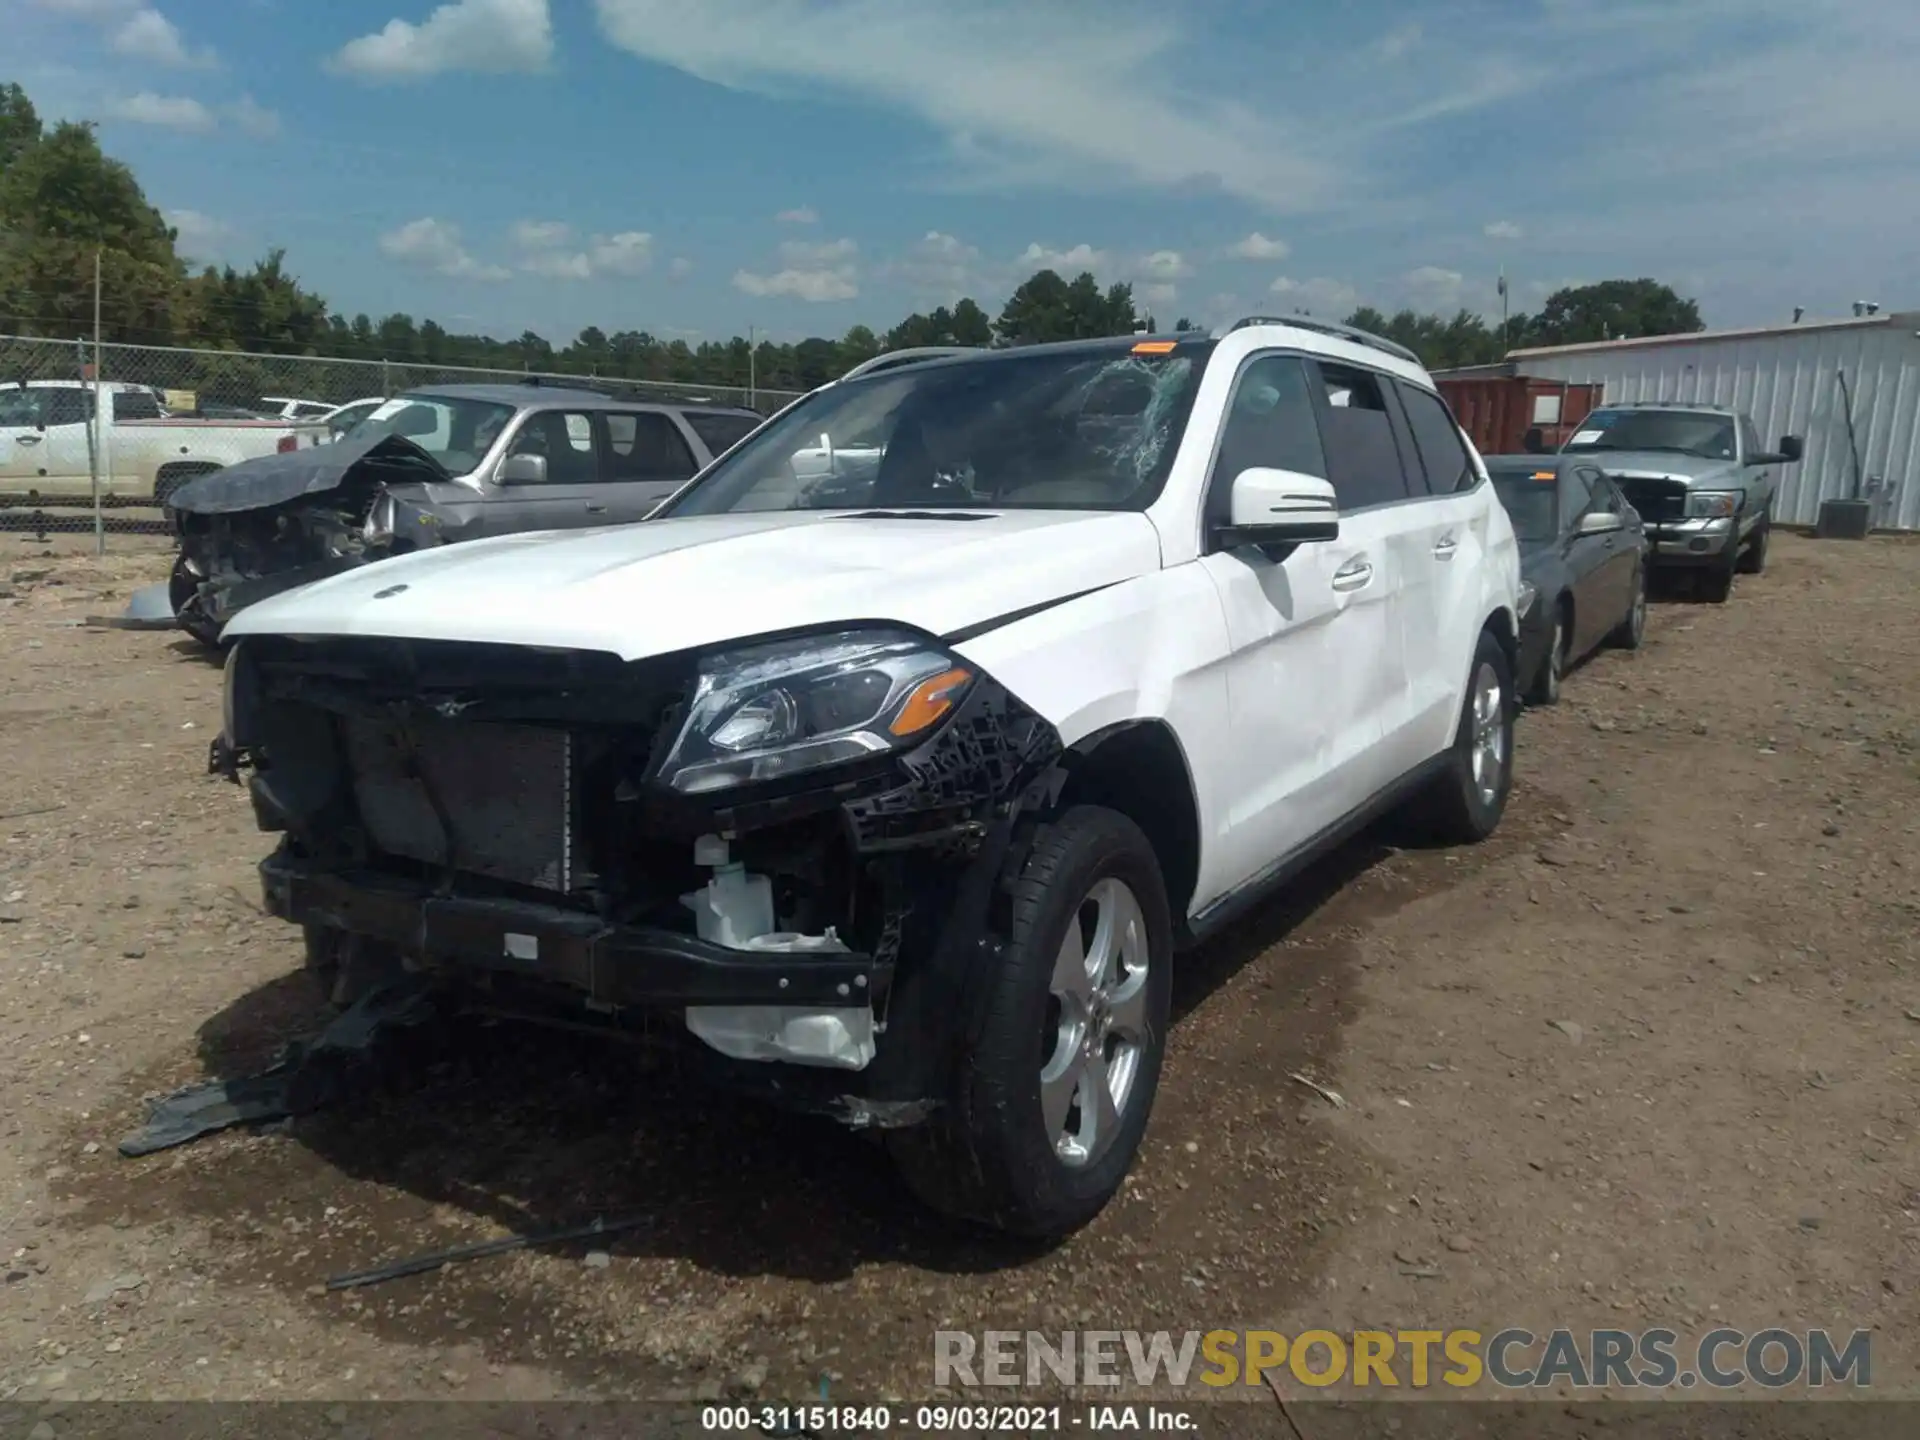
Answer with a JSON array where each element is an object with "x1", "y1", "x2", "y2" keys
[
  {"x1": 1581, "y1": 469, "x2": 1636, "y2": 630},
  {"x1": 1306, "y1": 361, "x2": 1421, "y2": 796},
  {"x1": 475, "y1": 409, "x2": 603, "y2": 536},
  {"x1": 0, "y1": 387, "x2": 49, "y2": 486},
  {"x1": 1382, "y1": 380, "x2": 1482, "y2": 768},
  {"x1": 1195, "y1": 352, "x2": 1368, "y2": 873},
  {"x1": 597, "y1": 410, "x2": 703, "y2": 521}
]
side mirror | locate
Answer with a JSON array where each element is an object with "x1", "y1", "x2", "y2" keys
[
  {"x1": 496, "y1": 453, "x2": 548, "y2": 485},
  {"x1": 1576, "y1": 510, "x2": 1623, "y2": 536},
  {"x1": 1214, "y1": 468, "x2": 1340, "y2": 550},
  {"x1": 1777, "y1": 435, "x2": 1803, "y2": 463}
]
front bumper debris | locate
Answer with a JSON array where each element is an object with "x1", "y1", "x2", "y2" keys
[{"x1": 260, "y1": 851, "x2": 881, "y2": 1009}]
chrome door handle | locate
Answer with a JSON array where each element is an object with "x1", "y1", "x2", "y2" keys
[
  {"x1": 16, "y1": 434, "x2": 42, "y2": 445},
  {"x1": 584, "y1": 504, "x2": 608, "y2": 515},
  {"x1": 1432, "y1": 533, "x2": 1458, "y2": 558},
  {"x1": 1331, "y1": 557, "x2": 1373, "y2": 592}
]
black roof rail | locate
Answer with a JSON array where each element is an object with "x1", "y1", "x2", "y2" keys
[
  {"x1": 1215, "y1": 314, "x2": 1421, "y2": 366},
  {"x1": 837, "y1": 346, "x2": 983, "y2": 381}
]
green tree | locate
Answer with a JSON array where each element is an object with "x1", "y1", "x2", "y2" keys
[
  {"x1": 0, "y1": 82, "x2": 40, "y2": 175},
  {"x1": 1529, "y1": 279, "x2": 1703, "y2": 347},
  {"x1": 0, "y1": 118, "x2": 180, "y2": 340}
]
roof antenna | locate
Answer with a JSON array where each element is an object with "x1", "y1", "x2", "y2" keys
[{"x1": 1792, "y1": 306, "x2": 1805, "y2": 324}]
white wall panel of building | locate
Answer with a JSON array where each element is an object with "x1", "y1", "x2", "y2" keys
[{"x1": 1508, "y1": 314, "x2": 1920, "y2": 531}]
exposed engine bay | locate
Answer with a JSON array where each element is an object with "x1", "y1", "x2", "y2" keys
[
  {"x1": 215, "y1": 630, "x2": 1063, "y2": 1124},
  {"x1": 166, "y1": 433, "x2": 453, "y2": 645}
]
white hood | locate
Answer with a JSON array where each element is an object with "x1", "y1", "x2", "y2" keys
[{"x1": 223, "y1": 509, "x2": 1165, "y2": 660}]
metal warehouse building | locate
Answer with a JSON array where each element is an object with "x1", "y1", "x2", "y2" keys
[{"x1": 1458, "y1": 310, "x2": 1920, "y2": 531}]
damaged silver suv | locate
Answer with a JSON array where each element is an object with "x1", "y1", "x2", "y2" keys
[{"x1": 214, "y1": 321, "x2": 1522, "y2": 1236}]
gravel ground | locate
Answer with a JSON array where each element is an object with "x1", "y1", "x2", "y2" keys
[{"x1": 1, "y1": 531, "x2": 1916, "y2": 1418}]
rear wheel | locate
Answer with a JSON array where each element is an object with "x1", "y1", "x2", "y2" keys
[
  {"x1": 1607, "y1": 564, "x2": 1647, "y2": 649},
  {"x1": 889, "y1": 805, "x2": 1174, "y2": 1237},
  {"x1": 1409, "y1": 629, "x2": 1515, "y2": 845}
]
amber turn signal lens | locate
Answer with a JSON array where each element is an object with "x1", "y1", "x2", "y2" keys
[{"x1": 889, "y1": 666, "x2": 973, "y2": 736}]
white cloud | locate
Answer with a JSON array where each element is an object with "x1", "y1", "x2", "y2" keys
[
  {"x1": 1484, "y1": 220, "x2": 1523, "y2": 240},
  {"x1": 1403, "y1": 265, "x2": 1466, "y2": 311},
  {"x1": 590, "y1": 0, "x2": 1342, "y2": 210},
  {"x1": 1376, "y1": 22, "x2": 1422, "y2": 60},
  {"x1": 511, "y1": 220, "x2": 573, "y2": 250},
  {"x1": 778, "y1": 236, "x2": 857, "y2": 266},
  {"x1": 775, "y1": 206, "x2": 819, "y2": 224},
  {"x1": 1268, "y1": 275, "x2": 1359, "y2": 315},
  {"x1": 1018, "y1": 241, "x2": 1107, "y2": 273},
  {"x1": 379, "y1": 217, "x2": 512, "y2": 281},
  {"x1": 1137, "y1": 249, "x2": 1191, "y2": 281},
  {"x1": 734, "y1": 237, "x2": 862, "y2": 301},
  {"x1": 884, "y1": 230, "x2": 985, "y2": 300},
  {"x1": 110, "y1": 7, "x2": 213, "y2": 67},
  {"x1": 330, "y1": 0, "x2": 553, "y2": 81},
  {"x1": 165, "y1": 208, "x2": 228, "y2": 258},
  {"x1": 1227, "y1": 232, "x2": 1290, "y2": 262},
  {"x1": 106, "y1": 92, "x2": 214, "y2": 131},
  {"x1": 732, "y1": 267, "x2": 859, "y2": 302},
  {"x1": 1138, "y1": 282, "x2": 1177, "y2": 310},
  {"x1": 509, "y1": 221, "x2": 654, "y2": 280},
  {"x1": 227, "y1": 95, "x2": 280, "y2": 138},
  {"x1": 668, "y1": 256, "x2": 694, "y2": 279}
]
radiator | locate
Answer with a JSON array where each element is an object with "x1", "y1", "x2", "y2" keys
[{"x1": 341, "y1": 715, "x2": 572, "y2": 891}]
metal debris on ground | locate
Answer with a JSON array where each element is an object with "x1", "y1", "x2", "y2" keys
[
  {"x1": 116, "y1": 978, "x2": 442, "y2": 1157},
  {"x1": 1287, "y1": 1071, "x2": 1347, "y2": 1109},
  {"x1": 325, "y1": 1215, "x2": 654, "y2": 1293}
]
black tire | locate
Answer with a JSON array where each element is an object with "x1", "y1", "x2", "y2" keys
[
  {"x1": 302, "y1": 924, "x2": 402, "y2": 1009},
  {"x1": 888, "y1": 805, "x2": 1174, "y2": 1238},
  {"x1": 1410, "y1": 628, "x2": 1515, "y2": 845},
  {"x1": 1524, "y1": 605, "x2": 1566, "y2": 706},
  {"x1": 1607, "y1": 563, "x2": 1648, "y2": 649},
  {"x1": 1736, "y1": 511, "x2": 1770, "y2": 574},
  {"x1": 1699, "y1": 530, "x2": 1739, "y2": 603}
]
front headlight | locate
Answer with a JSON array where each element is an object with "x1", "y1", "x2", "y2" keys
[
  {"x1": 361, "y1": 490, "x2": 397, "y2": 546},
  {"x1": 1685, "y1": 489, "x2": 1741, "y2": 519},
  {"x1": 1517, "y1": 581, "x2": 1538, "y2": 619},
  {"x1": 660, "y1": 629, "x2": 976, "y2": 794}
]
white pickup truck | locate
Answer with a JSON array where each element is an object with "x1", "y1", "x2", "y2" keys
[{"x1": 0, "y1": 380, "x2": 327, "y2": 505}]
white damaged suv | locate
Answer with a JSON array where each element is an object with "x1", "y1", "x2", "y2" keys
[{"x1": 214, "y1": 317, "x2": 1521, "y2": 1236}]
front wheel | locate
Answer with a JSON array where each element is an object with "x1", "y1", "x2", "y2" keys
[
  {"x1": 1525, "y1": 609, "x2": 1565, "y2": 706},
  {"x1": 1409, "y1": 629, "x2": 1515, "y2": 845},
  {"x1": 889, "y1": 806, "x2": 1174, "y2": 1237},
  {"x1": 1736, "y1": 511, "x2": 1770, "y2": 575}
]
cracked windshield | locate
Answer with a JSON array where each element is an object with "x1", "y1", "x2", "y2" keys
[{"x1": 664, "y1": 349, "x2": 1202, "y2": 515}]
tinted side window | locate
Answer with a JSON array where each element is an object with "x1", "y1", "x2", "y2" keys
[
  {"x1": 1204, "y1": 354, "x2": 1327, "y2": 529},
  {"x1": 1737, "y1": 413, "x2": 1761, "y2": 459},
  {"x1": 1397, "y1": 382, "x2": 1476, "y2": 494},
  {"x1": 684, "y1": 411, "x2": 761, "y2": 456},
  {"x1": 507, "y1": 410, "x2": 598, "y2": 484},
  {"x1": 603, "y1": 412, "x2": 699, "y2": 483},
  {"x1": 47, "y1": 389, "x2": 96, "y2": 426},
  {"x1": 1310, "y1": 362, "x2": 1412, "y2": 510},
  {"x1": 112, "y1": 391, "x2": 162, "y2": 421}
]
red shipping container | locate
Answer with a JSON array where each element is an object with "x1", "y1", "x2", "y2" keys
[{"x1": 1437, "y1": 375, "x2": 1603, "y2": 458}]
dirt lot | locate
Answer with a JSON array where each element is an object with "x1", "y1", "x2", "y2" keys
[{"x1": 1, "y1": 530, "x2": 1917, "y2": 1414}]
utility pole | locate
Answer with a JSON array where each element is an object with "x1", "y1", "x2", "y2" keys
[
  {"x1": 91, "y1": 248, "x2": 104, "y2": 556},
  {"x1": 747, "y1": 324, "x2": 757, "y2": 408},
  {"x1": 1497, "y1": 269, "x2": 1510, "y2": 351}
]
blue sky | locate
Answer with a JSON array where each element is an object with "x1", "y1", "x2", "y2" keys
[{"x1": 7, "y1": 0, "x2": 1916, "y2": 345}]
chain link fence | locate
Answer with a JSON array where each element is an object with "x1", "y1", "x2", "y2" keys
[{"x1": 0, "y1": 334, "x2": 807, "y2": 546}]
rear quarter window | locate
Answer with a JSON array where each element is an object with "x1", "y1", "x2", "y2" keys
[{"x1": 683, "y1": 411, "x2": 762, "y2": 455}]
